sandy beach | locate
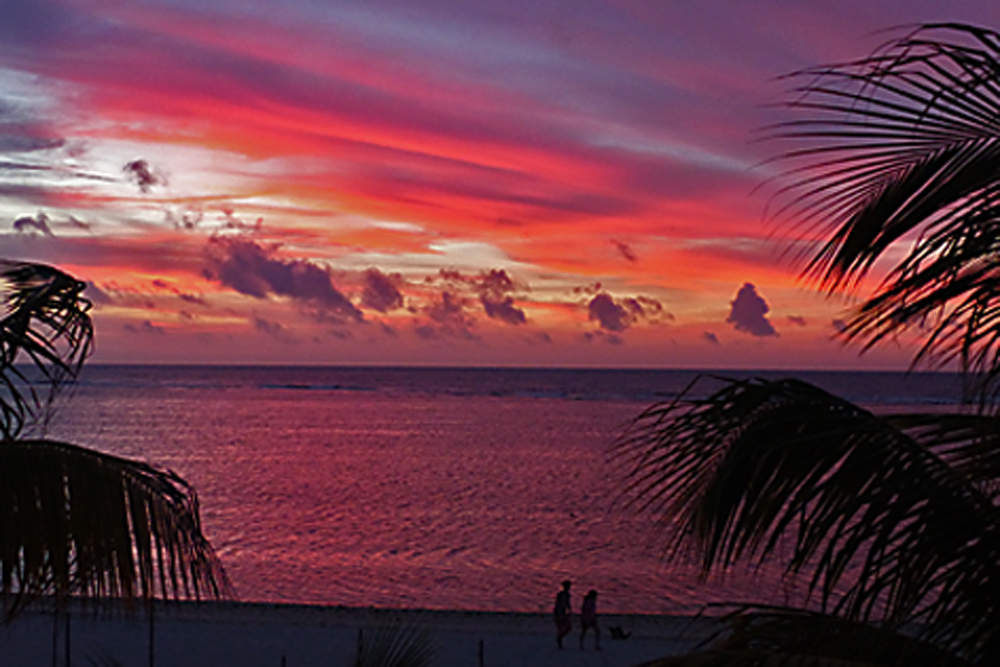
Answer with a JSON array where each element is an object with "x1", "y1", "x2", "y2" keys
[{"x1": 1, "y1": 600, "x2": 717, "y2": 667}]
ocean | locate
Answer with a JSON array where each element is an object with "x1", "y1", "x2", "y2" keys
[{"x1": 42, "y1": 366, "x2": 964, "y2": 615}]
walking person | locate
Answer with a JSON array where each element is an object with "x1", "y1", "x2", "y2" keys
[
  {"x1": 553, "y1": 580, "x2": 572, "y2": 649},
  {"x1": 580, "y1": 589, "x2": 600, "y2": 651}
]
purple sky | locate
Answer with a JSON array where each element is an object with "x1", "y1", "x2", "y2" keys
[{"x1": 1, "y1": 0, "x2": 996, "y2": 367}]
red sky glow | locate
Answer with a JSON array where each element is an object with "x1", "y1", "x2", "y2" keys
[{"x1": 2, "y1": 0, "x2": 997, "y2": 368}]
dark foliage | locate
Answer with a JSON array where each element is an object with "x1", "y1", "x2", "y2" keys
[
  {"x1": 617, "y1": 377, "x2": 1000, "y2": 665},
  {"x1": 0, "y1": 261, "x2": 230, "y2": 616}
]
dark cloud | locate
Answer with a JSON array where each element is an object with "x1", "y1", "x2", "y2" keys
[
  {"x1": 425, "y1": 267, "x2": 528, "y2": 326},
  {"x1": 178, "y1": 292, "x2": 207, "y2": 306},
  {"x1": 152, "y1": 278, "x2": 207, "y2": 306},
  {"x1": 479, "y1": 268, "x2": 516, "y2": 295},
  {"x1": 726, "y1": 283, "x2": 776, "y2": 337},
  {"x1": 613, "y1": 239, "x2": 637, "y2": 262},
  {"x1": 478, "y1": 268, "x2": 527, "y2": 325},
  {"x1": 13, "y1": 212, "x2": 54, "y2": 237},
  {"x1": 621, "y1": 297, "x2": 650, "y2": 318},
  {"x1": 410, "y1": 289, "x2": 478, "y2": 339},
  {"x1": 573, "y1": 282, "x2": 603, "y2": 296},
  {"x1": 636, "y1": 296, "x2": 669, "y2": 318},
  {"x1": 123, "y1": 159, "x2": 163, "y2": 192},
  {"x1": 124, "y1": 320, "x2": 165, "y2": 335},
  {"x1": 253, "y1": 317, "x2": 285, "y2": 337},
  {"x1": 702, "y1": 331, "x2": 720, "y2": 345},
  {"x1": 219, "y1": 207, "x2": 263, "y2": 233},
  {"x1": 427, "y1": 291, "x2": 468, "y2": 325},
  {"x1": 832, "y1": 319, "x2": 848, "y2": 333},
  {"x1": 203, "y1": 237, "x2": 362, "y2": 321},
  {"x1": 787, "y1": 315, "x2": 807, "y2": 327},
  {"x1": 66, "y1": 216, "x2": 91, "y2": 231},
  {"x1": 421, "y1": 291, "x2": 481, "y2": 340},
  {"x1": 430, "y1": 268, "x2": 465, "y2": 285},
  {"x1": 167, "y1": 209, "x2": 205, "y2": 231},
  {"x1": 361, "y1": 268, "x2": 404, "y2": 313},
  {"x1": 588, "y1": 293, "x2": 630, "y2": 332},
  {"x1": 586, "y1": 291, "x2": 668, "y2": 333},
  {"x1": 481, "y1": 295, "x2": 526, "y2": 325}
]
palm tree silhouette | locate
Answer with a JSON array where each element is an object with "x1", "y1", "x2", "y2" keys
[
  {"x1": 0, "y1": 261, "x2": 229, "y2": 616},
  {"x1": 621, "y1": 24, "x2": 1000, "y2": 666}
]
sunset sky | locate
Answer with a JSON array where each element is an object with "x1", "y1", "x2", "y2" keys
[{"x1": 2, "y1": 0, "x2": 997, "y2": 368}]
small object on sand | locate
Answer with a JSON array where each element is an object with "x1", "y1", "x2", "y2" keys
[{"x1": 609, "y1": 625, "x2": 631, "y2": 640}]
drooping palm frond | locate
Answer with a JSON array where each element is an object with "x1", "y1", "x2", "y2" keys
[
  {"x1": 0, "y1": 261, "x2": 93, "y2": 438},
  {"x1": 615, "y1": 376, "x2": 1000, "y2": 661},
  {"x1": 0, "y1": 259, "x2": 231, "y2": 617},
  {"x1": 352, "y1": 621, "x2": 436, "y2": 667},
  {"x1": 767, "y1": 24, "x2": 1000, "y2": 385},
  {"x1": 0, "y1": 439, "x2": 232, "y2": 616},
  {"x1": 640, "y1": 653, "x2": 878, "y2": 667},
  {"x1": 884, "y1": 412, "x2": 1000, "y2": 496},
  {"x1": 638, "y1": 606, "x2": 969, "y2": 667}
]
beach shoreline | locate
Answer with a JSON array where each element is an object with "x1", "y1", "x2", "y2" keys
[{"x1": 2, "y1": 599, "x2": 717, "y2": 666}]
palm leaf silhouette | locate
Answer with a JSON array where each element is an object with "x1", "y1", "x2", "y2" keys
[
  {"x1": 0, "y1": 261, "x2": 92, "y2": 439},
  {"x1": 767, "y1": 24, "x2": 1000, "y2": 394},
  {"x1": 621, "y1": 21, "x2": 1000, "y2": 667},
  {"x1": 0, "y1": 439, "x2": 230, "y2": 612},
  {"x1": 638, "y1": 606, "x2": 967, "y2": 667},
  {"x1": 616, "y1": 377, "x2": 1000, "y2": 662},
  {"x1": 351, "y1": 621, "x2": 436, "y2": 667},
  {"x1": 0, "y1": 260, "x2": 230, "y2": 615}
]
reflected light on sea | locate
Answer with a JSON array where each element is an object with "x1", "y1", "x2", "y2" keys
[{"x1": 46, "y1": 366, "x2": 960, "y2": 614}]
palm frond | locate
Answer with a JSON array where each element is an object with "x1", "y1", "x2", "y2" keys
[
  {"x1": 0, "y1": 439, "x2": 232, "y2": 616},
  {"x1": 639, "y1": 653, "x2": 879, "y2": 667},
  {"x1": 885, "y1": 413, "x2": 1000, "y2": 494},
  {"x1": 352, "y1": 621, "x2": 436, "y2": 667},
  {"x1": 615, "y1": 376, "x2": 1000, "y2": 660},
  {"x1": 638, "y1": 605, "x2": 968, "y2": 667},
  {"x1": 0, "y1": 261, "x2": 93, "y2": 439},
  {"x1": 767, "y1": 24, "x2": 1000, "y2": 386}
]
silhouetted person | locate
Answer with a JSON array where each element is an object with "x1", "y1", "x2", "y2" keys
[
  {"x1": 580, "y1": 589, "x2": 600, "y2": 650},
  {"x1": 553, "y1": 580, "x2": 572, "y2": 648}
]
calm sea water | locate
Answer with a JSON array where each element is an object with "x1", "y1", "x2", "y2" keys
[{"x1": 42, "y1": 366, "x2": 964, "y2": 615}]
